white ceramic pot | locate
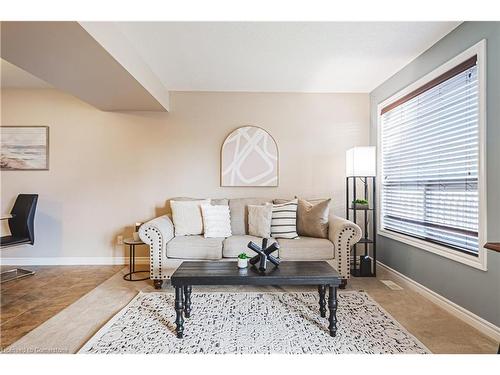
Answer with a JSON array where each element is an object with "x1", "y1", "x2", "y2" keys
[{"x1": 237, "y1": 258, "x2": 248, "y2": 269}]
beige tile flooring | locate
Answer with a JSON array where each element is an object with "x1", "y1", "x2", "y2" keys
[{"x1": 2, "y1": 264, "x2": 498, "y2": 354}]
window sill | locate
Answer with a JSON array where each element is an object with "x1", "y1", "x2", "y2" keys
[
  {"x1": 378, "y1": 229, "x2": 487, "y2": 271},
  {"x1": 484, "y1": 243, "x2": 500, "y2": 252}
]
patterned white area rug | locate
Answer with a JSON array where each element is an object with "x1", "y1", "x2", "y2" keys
[{"x1": 79, "y1": 291, "x2": 429, "y2": 354}]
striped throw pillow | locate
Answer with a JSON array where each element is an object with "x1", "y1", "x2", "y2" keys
[{"x1": 271, "y1": 199, "x2": 299, "y2": 239}]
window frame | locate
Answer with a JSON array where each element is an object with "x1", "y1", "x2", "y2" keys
[{"x1": 376, "y1": 39, "x2": 487, "y2": 271}]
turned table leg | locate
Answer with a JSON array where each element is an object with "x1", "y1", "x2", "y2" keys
[
  {"x1": 184, "y1": 285, "x2": 192, "y2": 318},
  {"x1": 318, "y1": 285, "x2": 327, "y2": 318},
  {"x1": 328, "y1": 285, "x2": 338, "y2": 337},
  {"x1": 153, "y1": 280, "x2": 163, "y2": 289},
  {"x1": 174, "y1": 286, "x2": 184, "y2": 338}
]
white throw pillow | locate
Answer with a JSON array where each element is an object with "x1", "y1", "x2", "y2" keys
[
  {"x1": 248, "y1": 203, "x2": 273, "y2": 238},
  {"x1": 271, "y1": 199, "x2": 299, "y2": 239},
  {"x1": 171, "y1": 199, "x2": 210, "y2": 236},
  {"x1": 200, "y1": 204, "x2": 232, "y2": 238}
]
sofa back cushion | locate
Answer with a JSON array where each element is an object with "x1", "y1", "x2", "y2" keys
[
  {"x1": 273, "y1": 198, "x2": 294, "y2": 204},
  {"x1": 169, "y1": 197, "x2": 228, "y2": 208},
  {"x1": 229, "y1": 198, "x2": 273, "y2": 235},
  {"x1": 211, "y1": 198, "x2": 229, "y2": 206}
]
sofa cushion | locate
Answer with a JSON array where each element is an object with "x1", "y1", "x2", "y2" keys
[
  {"x1": 297, "y1": 198, "x2": 331, "y2": 238},
  {"x1": 229, "y1": 198, "x2": 272, "y2": 235},
  {"x1": 167, "y1": 235, "x2": 223, "y2": 260},
  {"x1": 271, "y1": 199, "x2": 299, "y2": 239},
  {"x1": 170, "y1": 199, "x2": 210, "y2": 236},
  {"x1": 211, "y1": 198, "x2": 229, "y2": 206},
  {"x1": 248, "y1": 204, "x2": 273, "y2": 238},
  {"x1": 201, "y1": 204, "x2": 232, "y2": 238},
  {"x1": 273, "y1": 198, "x2": 294, "y2": 204},
  {"x1": 223, "y1": 235, "x2": 277, "y2": 258},
  {"x1": 277, "y1": 237, "x2": 334, "y2": 260},
  {"x1": 169, "y1": 197, "x2": 228, "y2": 206}
]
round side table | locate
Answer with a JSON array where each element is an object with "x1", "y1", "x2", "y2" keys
[{"x1": 123, "y1": 238, "x2": 149, "y2": 281}]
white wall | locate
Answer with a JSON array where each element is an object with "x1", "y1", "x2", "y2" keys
[{"x1": 1, "y1": 89, "x2": 369, "y2": 263}]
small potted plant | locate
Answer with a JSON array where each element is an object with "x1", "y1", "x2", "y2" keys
[
  {"x1": 352, "y1": 199, "x2": 369, "y2": 210},
  {"x1": 237, "y1": 253, "x2": 250, "y2": 268}
]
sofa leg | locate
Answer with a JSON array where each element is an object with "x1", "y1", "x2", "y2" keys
[
  {"x1": 153, "y1": 280, "x2": 163, "y2": 289},
  {"x1": 339, "y1": 279, "x2": 347, "y2": 289}
]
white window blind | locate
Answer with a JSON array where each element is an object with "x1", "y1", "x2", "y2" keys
[{"x1": 380, "y1": 56, "x2": 479, "y2": 255}]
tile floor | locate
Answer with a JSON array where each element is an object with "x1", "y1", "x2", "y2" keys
[
  {"x1": 0, "y1": 265, "x2": 123, "y2": 350},
  {"x1": 1, "y1": 264, "x2": 497, "y2": 353}
]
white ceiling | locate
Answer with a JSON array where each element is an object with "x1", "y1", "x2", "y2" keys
[
  {"x1": 1, "y1": 22, "x2": 167, "y2": 111},
  {"x1": 1, "y1": 58, "x2": 52, "y2": 88},
  {"x1": 1, "y1": 22, "x2": 461, "y2": 94},
  {"x1": 116, "y1": 22, "x2": 461, "y2": 93}
]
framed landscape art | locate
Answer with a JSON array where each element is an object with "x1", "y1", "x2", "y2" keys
[{"x1": 0, "y1": 126, "x2": 49, "y2": 170}]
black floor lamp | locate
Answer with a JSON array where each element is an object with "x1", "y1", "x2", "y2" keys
[{"x1": 345, "y1": 147, "x2": 377, "y2": 277}]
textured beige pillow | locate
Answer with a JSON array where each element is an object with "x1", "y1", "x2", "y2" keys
[
  {"x1": 200, "y1": 204, "x2": 232, "y2": 238},
  {"x1": 248, "y1": 204, "x2": 273, "y2": 238},
  {"x1": 170, "y1": 199, "x2": 210, "y2": 236},
  {"x1": 297, "y1": 198, "x2": 331, "y2": 238}
]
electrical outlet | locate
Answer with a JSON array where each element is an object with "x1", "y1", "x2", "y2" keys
[{"x1": 117, "y1": 235, "x2": 123, "y2": 245}]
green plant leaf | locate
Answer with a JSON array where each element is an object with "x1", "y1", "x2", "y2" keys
[{"x1": 352, "y1": 199, "x2": 369, "y2": 205}]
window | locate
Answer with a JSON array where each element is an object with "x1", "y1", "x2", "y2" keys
[{"x1": 378, "y1": 41, "x2": 486, "y2": 270}]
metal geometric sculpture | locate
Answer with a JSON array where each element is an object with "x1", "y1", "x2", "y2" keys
[{"x1": 247, "y1": 238, "x2": 280, "y2": 272}]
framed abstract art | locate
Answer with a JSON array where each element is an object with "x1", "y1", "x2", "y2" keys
[{"x1": 221, "y1": 126, "x2": 278, "y2": 187}]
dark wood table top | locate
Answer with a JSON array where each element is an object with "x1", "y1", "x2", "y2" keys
[{"x1": 171, "y1": 261, "x2": 340, "y2": 287}]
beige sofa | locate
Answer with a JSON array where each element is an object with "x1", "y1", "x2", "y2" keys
[{"x1": 139, "y1": 198, "x2": 362, "y2": 289}]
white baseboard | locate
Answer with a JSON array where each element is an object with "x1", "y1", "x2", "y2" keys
[
  {"x1": 0, "y1": 257, "x2": 150, "y2": 266},
  {"x1": 378, "y1": 261, "x2": 500, "y2": 342}
]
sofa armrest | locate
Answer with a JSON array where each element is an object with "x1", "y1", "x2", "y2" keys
[
  {"x1": 139, "y1": 215, "x2": 174, "y2": 280},
  {"x1": 139, "y1": 215, "x2": 174, "y2": 246},
  {"x1": 328, "y1": 215, "x2": 362, "y2": 280}
]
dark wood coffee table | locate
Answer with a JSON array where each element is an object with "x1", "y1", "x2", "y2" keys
[{"x1": 170, "y1": 261, "x2": 341, "y2": 338}]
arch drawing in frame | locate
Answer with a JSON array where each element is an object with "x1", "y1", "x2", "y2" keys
[{"x1": 221, "y1": 126, "x2": 278, "y2": 187}]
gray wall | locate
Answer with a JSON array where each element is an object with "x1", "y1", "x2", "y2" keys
[{"x1": 369, "y1": 22, "x2": 500, "y2": 326}]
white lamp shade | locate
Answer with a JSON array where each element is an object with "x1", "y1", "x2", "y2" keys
[{"x1": 346, "y1": 147, "x2": 376, "y2": 177}]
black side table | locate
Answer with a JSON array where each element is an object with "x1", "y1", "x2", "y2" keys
[{"x1": 123, "y1": 238, "x2": 149, "y2": 281}]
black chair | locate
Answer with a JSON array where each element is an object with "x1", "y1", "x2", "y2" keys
[{"x1": 1, "y1": 194, "x2": 38, "y2": 283}]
